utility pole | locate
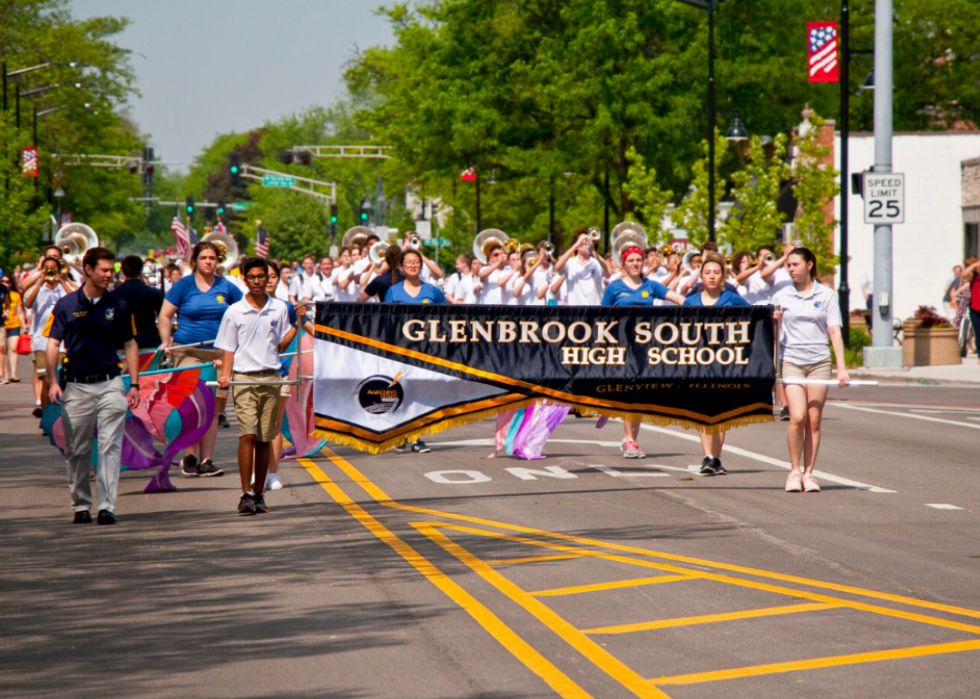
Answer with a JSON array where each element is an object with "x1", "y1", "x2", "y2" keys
[
  {"x1": 839, "y1": 0, "x2": 851, "y2": 348},
  {"x1": 864, "y1": 0, "x2": 903, "y2": 367},
  {"x1": 603, "y1": 168, "x2": 611, "y2": 253},
  {"x1": 707, "y1": 0, "x2": 716, "y2": 242}
]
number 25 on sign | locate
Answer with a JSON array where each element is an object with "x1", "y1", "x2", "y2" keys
[{"x1": 863, "y1": 172, "x2": 905, "y2": 224}]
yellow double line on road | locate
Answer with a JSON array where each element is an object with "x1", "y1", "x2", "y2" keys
[{"x1": 298, "y1": 447, "x2": 980, "y2": 698}]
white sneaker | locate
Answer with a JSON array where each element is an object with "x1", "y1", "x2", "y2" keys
[{"x1": 267, "y1": 474, "x2": 283, "y2": 490}]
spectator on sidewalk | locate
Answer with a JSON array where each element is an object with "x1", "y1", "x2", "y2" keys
[{"x1": 943, "y1": 265, "x2": 963, "y2": 320}]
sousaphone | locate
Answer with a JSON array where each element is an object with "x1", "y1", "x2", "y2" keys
[
  {"x1": 341, "y1": 226, "x2": 375, "y2": 250},
  {"x1": 472, "y1": 228, "x2": 508, "y2": 264}
]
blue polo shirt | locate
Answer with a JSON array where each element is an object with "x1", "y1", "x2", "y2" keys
[
  {"x1": 601, "y1": 278, "x2": 670, "y2": 306},
  {"x1": 47, "y1": 288, "x2": 135, "y2": 378},
  {"x1": 164, "y1": 275, "x2": 242, "y2": 344},
  {"x1": 384, "y1": 281, "x2": 448, "y2": 304},
  {"x1": 683, "y1": 290, "x2": 750, "y2": 307}
]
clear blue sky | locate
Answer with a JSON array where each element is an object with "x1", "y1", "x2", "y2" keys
[{"x1": 70, "y1": 0, "x2": 394, "y2": 170}]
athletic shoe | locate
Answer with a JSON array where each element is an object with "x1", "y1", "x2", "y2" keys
[
  {"x1": 253, "y1": 492, "x2": 269, "y2": 514},
  {"x1": 267, "y1": 474, "x2": 283, "y2": 490},
  {"x1": 238, "y1": 493, "x2": 256, "y2": 515},
  {"x1": 620, "y1": 438, "x2": 628, "y2": 453},
  {"x1": 393, "y1": 441, "x2": 411, "y2": 453},
  {"x1": 73, "y1": 511, "x2": 92, "y2": 524},
  {"x1": 700, "y1": 456, "x2": 717, "y2": 476},
  {"x1": 779, "y1": 406, "x2": 790, "y2": 421},
  {"x1": 197, "y1": 459, "x2": 224, "y2": 477},
  {"x1": 802, "y1": 473, "x2": 821, "y2": 492},
  {"x1": 32, "y1": 406, "x2": 42, "y2": 418},
  {"x1": 412, "y1": 440, "x2": 431, "y2": 454},
  {"x1": 181, "y1": 455, "x2": 199, "y2": 477},
  {"x1": 712, "y1": 457, "x2": 728, "y2": 476},
  {"x1": 623, "y1": 440, "x2": 642, "y2": 459},
  {"x1": 218, "y1": 413, "x2": 231, "y2": 429},
  {"x1": 785, "y1": 471, "x2": 803, "y2": 492},
  {"x1": 97, "y1": 510, "x2": 116, "y2": 525}
]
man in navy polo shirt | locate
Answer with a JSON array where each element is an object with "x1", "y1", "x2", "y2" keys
[{"x1": 46, "y1": 247, "x2": 140, "y2": 525}]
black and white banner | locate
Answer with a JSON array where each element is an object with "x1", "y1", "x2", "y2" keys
[{"x1": 313, "y1": 304, "x2": 775, "y2": 453}]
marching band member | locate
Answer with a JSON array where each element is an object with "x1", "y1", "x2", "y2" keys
[
  {"x1": 462, "y1": 256, "x2": 481, "y2": 304},
  {"x1": 734, "y1": 245, "x2": 777, "y2": 304},
  {"x1": 476, "y1": 244, "x2": 507, "y2": 304},
  {"x1": 215, "y1": 258, "x2": 303, "y2": 515},
  {"x1": 498, "y1": 251, "x2": 524, "y2": 305},
  {"x1": 513, "y1": 250, "x2": 543, "y2": 305},
  {"x1": 158, "y1": 241, "x2": 243, "y2": 477},
  {"x1": 602, "y1": 244, "x2": 686, "y2": 458},
  {"x1": 554, "y1": 230, "x2": 610, "y2": 305},
  {"x1": 288, "y1": 254, "x2": 319, "y2": 304},
  {"x1": 771, "y1": 246, "x2": 849, "y2": 493},
  {"x1": 444, "y1": 254, "x2": 470, "y2": 303},
  {"x1": 683, "y1": 252, "x2": 750, "y2": 475},
  {"x1": 359, "y1": 244, "x2": 403, "y2": 302},
  {"x1": 384, "y1": 248, "x2": 447, "y2": 454},
  {"x1": 335, "y1": 248, "x2": 360, "y2": 303},
  {"x1": 24, "y1": 256, "x2": 74, "y2": 418}
]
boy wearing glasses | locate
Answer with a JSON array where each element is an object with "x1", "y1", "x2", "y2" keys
[{"x1": 215, "y1": 258, "x2": 303, "y2": 515}]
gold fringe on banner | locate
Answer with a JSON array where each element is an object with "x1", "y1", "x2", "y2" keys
[{"x1": 312, "y1": 400, "x2": 773, "y2": 454}]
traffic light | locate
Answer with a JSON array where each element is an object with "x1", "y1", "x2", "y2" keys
[
  {"x1": 330, "y1": 203, "x2": 338, "y2": 225},
  {"x1": 127, "y1": 161, "x2": 139, "y2": 175},
  {"x1": 142, "y1": 147, "x2": 154, "y2": 188},
  {"x1": 360, "y1": 207, "x2": 369, "y2": 222},
  {"x1": 229, "y1": 152, "x2": 240, "y2": 186},
  {"x1": 217, "y1": 199, "x2": 227, "y2": 216},
  {"x1": 297, "y1": 151, "x2": 311, "y2": 165},
  {"x1": 186, "y1": 195, "x2": 195, "y2": 215},
  {"x1": 279, "y1": 151, "x2": 293, "y2": 165}
]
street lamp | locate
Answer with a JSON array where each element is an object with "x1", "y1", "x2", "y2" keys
[
  {"x1": 725, "y1": 112, "x2": 749, "y2": 141},
  {"x1": 15, "y1": 81, "x2": 87, "y2": 128},
  {"x1": 2, "y1": 60, "x2": 85, "y2": 114}
]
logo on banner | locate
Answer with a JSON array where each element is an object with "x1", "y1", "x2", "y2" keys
[
  {"x1": 22, "y1": 147, "x2": 38, "y2": 178},
  {"x1": 357, "y1": 374, "x2": 405, "y2": 415}
]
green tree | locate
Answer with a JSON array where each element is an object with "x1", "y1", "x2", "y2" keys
[
  {"x1": 674, "y1": 132, "x2": 729, "y2": 248},
  {"x1": 792, "y1": 109, "x2": 840, "y2": 274},
  {"x1": 723, "y1": 133, "x2": 791, "y2": 254},
  {"x1": 623, "y1": 147, "x2": 674, "y2": 245}
]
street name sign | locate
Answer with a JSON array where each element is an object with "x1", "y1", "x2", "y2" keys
[
  {"x1": 863, "y1": 172, "x2": 905, "y2": 224},
  {"x1": 263, "y1": 174, "x2": 296, "y2": 188},
  {"x1": 423, "y1": 237, "x2": 451, "y2": 247}
]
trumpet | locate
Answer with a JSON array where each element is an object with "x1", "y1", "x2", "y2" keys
[
  {"x1": 658, "y1": 245, "x2": 675, "y2": 258},
  {"x1": 540, "y1": 241, "x2": 554, "y2": 256},
  {"x1": 369, "y1": 241, "x2": 390, "y2": 264},
  {"x1": 527, "y1": 257, "x2": 539, "y2": 269},
  {"x1": 504, "y1": 238, "x2": 520, "y2": 254},
  {"x1": 407, "y1": 233, "x2": 421, "y2": 249},
  {"x1": 44, "y1": 259, "x2": 70, "y2": 282},
  {"x1": 762, "y1": 251, "x2": 776, "y2": 265},
  {"x1": 725, "y1": 255, "x2": 733, "y2": 267},
  {"x1": 587, "y1": 227, "x2": 602, "y2": 244}
]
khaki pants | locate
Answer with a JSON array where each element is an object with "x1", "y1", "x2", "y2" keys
[
  {"x1": 233, "y1": 371, "x2": 281, "y2": 442},
  {"x1": 172, "y1": 347, "x2": 227, "y2": 399},
  {"x1": 62, "y1": 377, "x2": 127, "y2": 513}
]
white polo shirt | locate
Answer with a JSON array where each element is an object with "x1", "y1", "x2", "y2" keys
[
  {"x1": 770, "y1": 281, "x2": 841, "y2": 365},
  {"x1": 334, "y1": 267, "x2": 359, "y2": 303},
  {"x1": 563, "y1": 256, "x2": 603, "y2": 305},
  {"x1": 769, "y1": 267, "x2": 793, "y2": 297},
  {"x1": 528, "y1": 265, "x2": 551, "y2": 306},
  {"x1": 741, "y1": 271, "x2": 771, "y2": 305},
  {"x1": 288, "y1": 271, "x2": 318, "y2": 300},
  {"x1": 444, "y1": 272, "x2": 460, "y2": 300},
  {"x1": 479, "y1": 268, "x2": 504, "y2": 304},
  {"x1": 215, "y1": 295, "x2": 291, "y2": 373},
  {"x1": 31, "y1": 283, "x2": 67, "y2": 352}
]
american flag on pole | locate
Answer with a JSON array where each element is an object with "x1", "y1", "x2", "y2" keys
[
  {"x1": 172, "y1": 208, "x2": 191, "y2": 260},
  {"x1": 808, "y1": 21, "x2": 839, "y2": 83},
  {"x1": 255, "y1": 226, "x2": 269, "y2": 258},
  {"x1": 216, "y1": 220, "x2": 227, "y2": 234}
]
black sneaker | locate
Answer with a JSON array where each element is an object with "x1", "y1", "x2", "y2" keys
[
  {"x1": 181, "y1": 455, "x2": 199, "y2": 477},
  {"x1": 218, "y1": 413, "x2": 231, "y2": 429},
  {"x1": 97, "y1": 510, "x2": 116, "y2": 525},
  {"x1": 238, "y1": 493, "x2": 256, "y2": 515},
  {"x1": 700, "y1": 456, "x2": 717, "y2": 476},
  {"x1": 197, "y1": 459, "x2": 224, "y2": 477},
  {"x1": 712, "y1": 457, "x2": 728, "y2": 476},
  {"x1": 32, "y1": 406, "x2": 42, "y2": 418},
  {"x1": 253, "y1": 492, "x2": 269, "y2": 514},
  {"x1": 73, "y1": 510, "x2": 92, "y2": 524},
  {"x1": 412, "y1": 440, "x2": 431, "y2": 454},
  {"x1": 393, "y1": 441, "x2": 411, "y2": 453},
  {"x1": 779, "y1": 406, "x2": 790, "y2": 421}
]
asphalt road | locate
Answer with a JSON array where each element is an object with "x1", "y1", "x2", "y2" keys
[{"x1": 2, "y1": 356, "x2": 980, "y2": 699}]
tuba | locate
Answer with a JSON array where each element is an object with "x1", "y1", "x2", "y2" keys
[
  {"x1": 201, "y1": 230, "x2": 239, "y2": 274},
  {"x1": 369, "y1": 241, "x2": 390, "y2": 264},
  {"x1": 341, "y1": 226, "x2": 374, "y2": 250},
  {"x1": 472, "y1": 229, "x2": 508, "y2": 264},
  {"x1": 681, "y1": 250, "x2": 701, "y2": 274},
  {"x1": 53, "y1": 222, "x2": 98, "y2": 265},
  {"x1": 612, "y1": 232, "x2": 648, "y2": 262}
]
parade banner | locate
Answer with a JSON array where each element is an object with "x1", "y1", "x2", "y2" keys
[{"x1": 312, "y1": 304, "x2": 775, "y2": 454}]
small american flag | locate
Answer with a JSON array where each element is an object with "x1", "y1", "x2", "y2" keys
[
  {"x1": 172, "y1": 209, "x2": 191, "y2": 260},
  {"x1": 808, "y1": 21, "x2": 839, "y2": 83},
  {"x1": 216, "y1": 220, "x2": 227, "y2": 234},
  {"x1": 255, "y1": 226, "x2": 269, "y2": 258},
  {"x1": 188, "y1": 226, "x2": 199, "y2": 247}
]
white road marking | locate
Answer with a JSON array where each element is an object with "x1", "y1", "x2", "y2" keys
[
  {"x1": 831, "y1": 400, "x2": 980, "y2": 411},
  {"x1": 636, "y1": 423, "x2": 896, "y2": 493},
  {"x1": 588, "y1": 464, "x2": 670, "y2": 478},
  {"x1": 505, "y1": 466, "x2": 577, "y2": 481},
  {"x1": 424, "y1": 470, "x2": 492, "y2": 484},
  {"x1": 925, "y1": 504, "x2": 964, "y2": 511},
  {"x1": 830, "y1": 402, "x2": 980, "y2": 430},
  {"x1": 431, "y1": 438, "x2": 625, "y2": 448}
]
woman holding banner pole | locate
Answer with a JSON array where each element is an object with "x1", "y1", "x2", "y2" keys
[
  {"x1": 601, "y1": 245, "x2": 685, "y2": 459},
  {"x1": 770, "y1": 246, "x2": 849, "y2": 493},
  {"x1": 158, "y1": 242, "x2": 243, "y2": 478},
  {"x1": 683, "y1": 253, "x2": 750, "y2": 475}
]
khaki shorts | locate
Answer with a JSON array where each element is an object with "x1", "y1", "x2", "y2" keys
[
  {"x1": 172, "y1": 346, "x2": 228, "y2": 399},
  {"x1": 233, "y1": 371, "x2": 281, "y2": 442},
  {"x1": 34, "y1": 349, "x2": 65, "y2": 376},
  {"x1": 781, "y1": 358, "x2": 832, "y2": 381},
  {"x1": 280, "y1": 383, "x2": 292, "y2": 398}
]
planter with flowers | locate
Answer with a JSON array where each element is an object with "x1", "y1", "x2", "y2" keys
[{"x1": 902, "y1": 306, "x2": 960, "y2": 366}]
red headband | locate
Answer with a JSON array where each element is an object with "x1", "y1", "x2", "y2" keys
[{"x1": 621, "y1": 246, "x2": 643, "y2": 264}]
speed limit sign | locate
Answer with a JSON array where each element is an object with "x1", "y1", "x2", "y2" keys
[{"x1": 863, "y1": 172, "x2": 905, "y2": 224}]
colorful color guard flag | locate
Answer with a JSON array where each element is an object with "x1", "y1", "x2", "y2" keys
[
  {"x1": 808, "y1": 21, "x2": 839, "y2": 83},
  {"x1": 255, "y1": 226, "x2": 269, "y2": 258},
  {"x1": 172, "y1": 208, "x2": 191, "y2": 260},
  {"x1": 21, "y1": 147, "x2": 38, "y2": 177},
  {"x1": 460, "y1": 167, "x2": 476, "y2": 182}
]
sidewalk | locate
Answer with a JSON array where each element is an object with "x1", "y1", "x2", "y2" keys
[{"x1": 850, "y1": 356, "x2": 980, "y2": 386}]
